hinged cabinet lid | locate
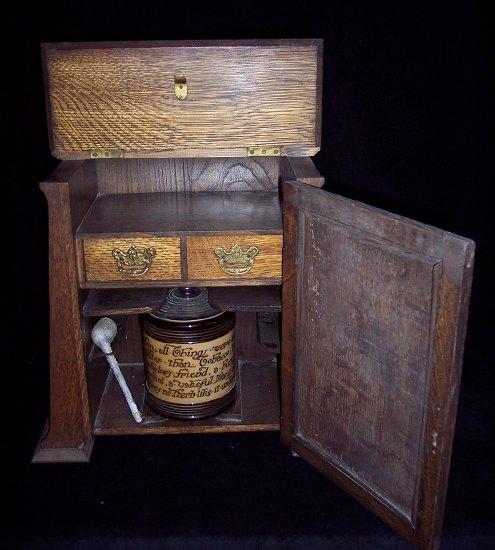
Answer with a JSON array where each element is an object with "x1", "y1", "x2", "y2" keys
[
  {"x1": 281, "y1": 181, "x2": 474, "y2": 549},
  {"x1": 42, "y1": 40, "x2": 322, "y2": 160}
]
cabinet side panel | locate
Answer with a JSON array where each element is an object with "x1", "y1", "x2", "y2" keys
[{"x1": 34, "y1": 178, "x2": 94, "y2": 462}]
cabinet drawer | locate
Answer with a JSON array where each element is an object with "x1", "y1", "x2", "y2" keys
[
  {"x1": 186, "y1": 235, "x2": 282, "y2": 281},
  {"x1": 81, "y1": 237, "x2": 181, "y2": 283}
]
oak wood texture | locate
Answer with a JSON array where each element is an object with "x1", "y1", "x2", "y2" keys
[
  {"x1": 210, "y1": 286, "x2": 281, "y2": 313},
  {"x1": 95, "y1": 157, "x2": 281, "y2": 194},
  {"x1": 83, "y1": 286, "x2": 281, "y2": 317},
  {"x1": 235, "y1": 312, "x2": 279, "y2": 361},
  {"x1": 281, "y1": 156, "x2": 325, "y2": 187},
  {"x1": 33, "y1": 162, "x2": 97, "y2": 463},
  {"x1": 257, "y1": 312, "x2": 280, "y2": 352},
  {"x1": 76, "y1": 191, "x2": 282, "y2": 287},
  {"x1": 43, "y1": 40, "x2": 322, "y2": 159},
  {"x1": 187, "y1": 235, "x2": 282, "y2": 280},
  {"x1": 111, "y1": 314, "x2": 145, "y2": 364},
  {"x1": 76, "y1": 191, "x2": 283, "y2": 235},
  {"x1": 94, "y1": 359, "x2": 280, "y2": 435},
  {"x1": 281, "y1": 181, "x2": 474, "y2": 549},
  {"x1": 37, "y1": 37, "x2": 475, "y2": 550},
  {"x1": 86, "y1": 336, "x2": 111, "y2": 427},
  {"x1": 80, "y1": 236, "x2": 181, "y2": 283},
  {"x1": 84, "y1": 288, "x2": 166, "y2": 316}
]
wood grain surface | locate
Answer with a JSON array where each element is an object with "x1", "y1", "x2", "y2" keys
[
  {"x1": 43, "y1": 40, "x2": 322, "y2": 159},
  {"x1": 76, "y1": 191, "x2": 282, "y2": 235},
  {"x1": 187, "y1": 235, "x2": 282, "y2": 280},
  {"x1": 281, "y1": 156, "x2": 325, "y2": 188},
  {"x1": 94, "y1": 359, "x2": 280, "y2": 435},
  {"x1": 96, "y1": 157, "x2": 281, "y2": 193},
  {"x1": 83, "y1": 288, "x2": 166, "y2": 316},
  {"x1": 281, "y1": 181, "x2": 475, "y2": 549},
  {"x1": 82, "y1": 286, "x2": 281, "y2": 316},
  {"x1": 209, "y1": 286, "x2": 281, "y2": 312},
  {"x1": 33, "y1": 164, "x2": 96, "y2": 463},
  {"x1": 235, "y1": 312, "x2": 279, "y2": 361},
  {"x1": 81, "y1": 237, "x2": 181, "y2": 282}
]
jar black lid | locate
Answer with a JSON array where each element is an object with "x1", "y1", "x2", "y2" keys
[{"x1": 150, "y1": 287, "x2": 222, "y2": 322}]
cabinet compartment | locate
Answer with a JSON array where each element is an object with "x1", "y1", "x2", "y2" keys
[
  {"x1": 94, "y1": 360, "x2": 279, "y2": 435},
  {"x1": 84, "y1": 288, "x2": 282, "y2": 435}
]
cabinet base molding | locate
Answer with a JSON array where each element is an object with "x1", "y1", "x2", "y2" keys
[{"x1": 32, "y1": 421, "x2": 94, "y2": 463}]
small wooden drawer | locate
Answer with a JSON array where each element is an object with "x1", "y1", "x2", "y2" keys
[
  {"x1": 186, "y1": 235, "x2": 282, "y2": 281},
  {"x1": 80, "y1": 237, "x2": 181, "y2": 283}
]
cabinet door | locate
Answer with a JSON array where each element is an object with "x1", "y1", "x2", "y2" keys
[{"x1": 281, "y1": 181, "x2": 474, "y2": 549}]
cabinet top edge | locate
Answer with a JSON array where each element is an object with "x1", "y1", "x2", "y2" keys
[{"x1": 41, "y1": 38, "x2": 323, "y2": 52}]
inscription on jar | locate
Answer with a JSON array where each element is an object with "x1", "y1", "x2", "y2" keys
[{"x1": 143, "y1": 330, "x2": 235, "y2": 404}]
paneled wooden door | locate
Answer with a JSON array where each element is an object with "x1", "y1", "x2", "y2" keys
[{"x1": 281, "y1": 181, "x2": 474, "y2": 549}]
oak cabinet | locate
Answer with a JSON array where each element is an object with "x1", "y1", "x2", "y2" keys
[{"x1": 35, "y1": 40, "x2": 474, "y2": 550}]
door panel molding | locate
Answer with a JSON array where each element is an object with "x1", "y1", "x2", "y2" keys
[{"x1": 281, "y1": 181, "x2": 475, "y2": 549}]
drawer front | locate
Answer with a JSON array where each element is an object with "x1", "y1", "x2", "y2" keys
[
  {"x1": 186, "y1": 235, "x2": 282, "y2": 281},
  {"x1": 81, "y1": 237, "x2": 181, "y2": 282}
]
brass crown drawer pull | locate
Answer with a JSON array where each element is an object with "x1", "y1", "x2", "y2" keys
[
  {"x1": 214, "y1": 244, "x2": 259, "y2": 275},
  {"x1": 112, "y1": 245, "x2": 156, "y2": 276}
]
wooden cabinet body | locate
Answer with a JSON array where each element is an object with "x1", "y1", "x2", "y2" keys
[{"x1": 35, "y1": 40, "x2": 474, "y2": 550}]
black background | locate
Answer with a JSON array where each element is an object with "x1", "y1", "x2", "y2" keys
[{"x1": 6, "y1": 1, "x2": 494, "y2": 548}]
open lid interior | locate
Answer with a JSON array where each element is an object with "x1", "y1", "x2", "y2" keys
[{"x1": 43, "y1": 39, "x2": 323, "y2": 160}]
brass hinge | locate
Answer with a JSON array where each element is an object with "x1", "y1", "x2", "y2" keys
[
  {"x1": 247, "y1": 146, "x2": 282, "y2": 157},
  {"x1": 89, "y1": 148, "x2": 124, "y2": 159}
]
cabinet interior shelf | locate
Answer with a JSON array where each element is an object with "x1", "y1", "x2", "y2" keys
[
  {"x1": 83, "y1": 286, "x2": 282, "y2": 317},
  {"x1": 77, "y1": 191, "x2": 282, "y2": 236},
  {"x1": 94, "y1": 359, "x2": 280, "y2": 435}
]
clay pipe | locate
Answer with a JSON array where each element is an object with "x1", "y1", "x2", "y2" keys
[{"x1": 91, "y1": 317, "x2": 143, "y2": 423}]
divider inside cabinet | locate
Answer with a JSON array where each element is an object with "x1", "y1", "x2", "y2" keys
[{"x1": 83, "y1": 286, "x2": 281, "y2": 317}]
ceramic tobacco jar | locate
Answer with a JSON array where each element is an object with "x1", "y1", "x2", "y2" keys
[{"x1": 140, "y1": 287, "x2": 236, "y2": 419}]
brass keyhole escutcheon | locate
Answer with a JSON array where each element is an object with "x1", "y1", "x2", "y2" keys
[{"x1": 174, "y1": 74, "x2": 187, "y2": 99}]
